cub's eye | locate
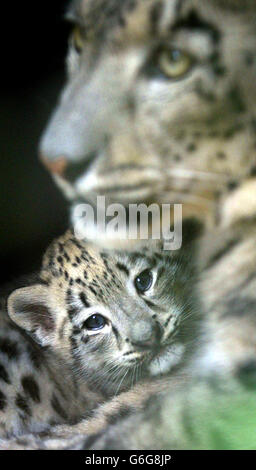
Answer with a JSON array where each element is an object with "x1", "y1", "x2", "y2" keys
[
  {"x1": 84, "y1": 314, "x2": 106, "y2": 331},
  {"x1": 135, "y1": 270, "x2": 153, "y2": 293},
  {"x1": 158, "y1": 48, "x2": 194, "y2": 79},
  {"x1": 73, "y1": 26, "x2": 84, "y2": 54}
]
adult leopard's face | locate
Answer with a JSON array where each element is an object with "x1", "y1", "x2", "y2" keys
[{"x1": 40, "y1": 0, "x2": 256, "y2": 227}]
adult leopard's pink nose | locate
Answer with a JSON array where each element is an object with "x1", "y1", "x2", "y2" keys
[{"x1": 40, "y1": 154, "x2": 68, "y2": 177}]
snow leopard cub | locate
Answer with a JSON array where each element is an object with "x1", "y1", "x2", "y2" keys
[{"x1": 0, "y1": 230, "x2": 200, "y2": 438}]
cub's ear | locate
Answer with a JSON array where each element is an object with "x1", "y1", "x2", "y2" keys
[{"x1": 8, "y1": 285, "x2": 55, "y2": 347}]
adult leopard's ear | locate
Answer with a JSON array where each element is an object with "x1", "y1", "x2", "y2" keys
[{"x1": 8, "y1": 285, "x2": 56, "y2": 347}]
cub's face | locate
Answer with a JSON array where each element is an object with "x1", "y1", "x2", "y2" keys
[
  {"x1": 40, "y1": 0, "x2": 256, "y2": 229},
  {"x1": 8, "y1": 232, "x2": 198, "y2": 395}
]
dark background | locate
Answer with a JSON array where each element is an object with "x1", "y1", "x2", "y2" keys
[{"x1": 0, "y1": 0, "x2": 71, "y2": 285}]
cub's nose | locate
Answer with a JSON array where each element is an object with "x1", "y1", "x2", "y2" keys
[
  {"x1": 40, "y1": 154, "x2": 68, "y2": 177},
  {"x1": 130, "y1": 320, "x2": 161, "y2": 349}
]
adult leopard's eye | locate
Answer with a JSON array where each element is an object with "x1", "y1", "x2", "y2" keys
[
  {"x1": 135, "y1": 270, "x2": 153, "y2": 293},
  {"x1": 158, "y1": 48, "x2": 194, "y2": 79},
  {"x1": 73, "y1": 26, "x2": 84, "y2": 53},
  {"x1": 84, "y1": 314, "x2": 106, "y2": 331}
]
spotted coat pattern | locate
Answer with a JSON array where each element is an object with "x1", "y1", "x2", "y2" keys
[{"x1": 2, "y1": 0, "x2": 256, "y2": 450}]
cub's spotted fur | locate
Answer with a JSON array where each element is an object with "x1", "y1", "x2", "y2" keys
[
  {"x1": 0, "y1": 299, "x2": 101, "y2": 438},
  {"x1": 0, "y1": 230, "x2": 199, "y2": 438}
]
